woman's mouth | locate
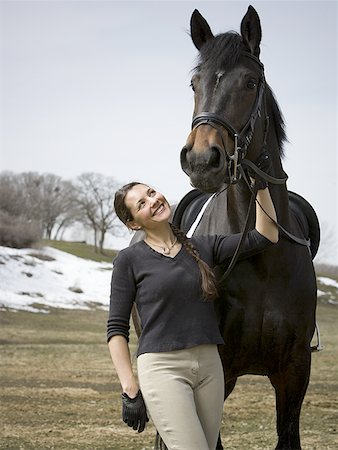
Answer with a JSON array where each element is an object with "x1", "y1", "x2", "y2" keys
[{"x1": 153, "y1": 203, "x2": 165, "y2": 216}]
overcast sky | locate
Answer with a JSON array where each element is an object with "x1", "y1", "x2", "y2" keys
[{"x1": 0, "y1": 0, "x2": 337, "y2": 264}]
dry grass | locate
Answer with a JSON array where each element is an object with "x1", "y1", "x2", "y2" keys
[{"x1": 0, "y1": 302, "x2": 337, "y2": 450}]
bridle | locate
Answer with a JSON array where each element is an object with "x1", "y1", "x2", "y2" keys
[
  {"x1": 189, "y1": 52, "x2": 310, "y2": 280},
  {"x1": 191, "y1": 52, "x2": 281, "y2": 185}
]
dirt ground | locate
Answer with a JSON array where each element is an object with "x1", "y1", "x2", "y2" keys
[{"x1": 0, "y1": 302, "x2": 337, "y2": 450}]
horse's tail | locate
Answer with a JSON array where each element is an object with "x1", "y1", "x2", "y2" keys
[
  {"x1": 288, "y1": 191, "x2": 320, "y2": 259},
  {"x1": 155, "y1": 431, "x2": 168, "y2": 450}
]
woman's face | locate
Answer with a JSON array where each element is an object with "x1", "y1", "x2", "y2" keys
[{"x1": 124, "y1": 184, "x2": 171, "y2": 230}]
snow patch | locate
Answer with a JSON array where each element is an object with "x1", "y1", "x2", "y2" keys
[
  {"x1": 317, "y1": 276, "x2": 338, "y2": 289},
  {"x1": 0, "y1": 246, "x2": 113, "y2": 312}
]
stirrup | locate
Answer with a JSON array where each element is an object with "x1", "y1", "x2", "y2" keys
[{"x1": 311, "y1": 322, "x2": 324, "y2": 352}]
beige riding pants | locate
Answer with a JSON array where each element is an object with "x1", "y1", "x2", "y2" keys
[{"x1": 137, "y1": 344, "x2": 224, "y2": 450}]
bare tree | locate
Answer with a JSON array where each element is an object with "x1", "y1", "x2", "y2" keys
[
  {"x1": 38, "y1": 174, "x2": 79, "y2": 239},
  {"x1": 0, "y1": 171, "x2": 43, "y2": 247},
  {"x1": 75, "y1": 173, "x2": 121, "y2": 253},
  {"x1": 0, "y1": 171, "x2": 27, "y2": 217},
  {"x1": 0, "y1": 171, "x2": 81, "y2": 241}
]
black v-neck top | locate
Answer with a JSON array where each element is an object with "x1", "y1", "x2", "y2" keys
[{"x1": 107, "y1": 229, "x2": 272, "y2": 356}]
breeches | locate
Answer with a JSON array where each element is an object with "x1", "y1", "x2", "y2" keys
[{"x1": 137, "y1": 344, "x2": 224, "y2": 450}]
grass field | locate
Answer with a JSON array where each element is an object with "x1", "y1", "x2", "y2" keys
[
  {"x1": 40, "y1": 240, "x2": 117, "y2": 263},
  {"x1": 0, "y1": 300, "x2": 337, "y2": 450}
]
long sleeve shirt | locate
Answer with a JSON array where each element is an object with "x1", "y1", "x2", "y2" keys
[{"x1": 107, "y1": 229, "x2": 272, "y2": 356}]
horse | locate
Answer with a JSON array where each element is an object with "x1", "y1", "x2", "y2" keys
[{"x1": 174, "y1": 5, "x2": 320, "y2": 450}]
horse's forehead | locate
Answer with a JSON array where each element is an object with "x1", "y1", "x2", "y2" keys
[
  {"x1": 199, "y1": 53, "x2": 258, "y2": 77},
  {"x1": 198, "y1": 34, "x2": 243, "y2": 68}
]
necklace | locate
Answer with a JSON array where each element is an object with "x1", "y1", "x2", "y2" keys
[{"x1": 145, "y1": 236, "x2": 178, "y2": 255}]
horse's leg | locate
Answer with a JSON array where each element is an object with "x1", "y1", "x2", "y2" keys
[
  {"x1": 224, "y1": 378, "x2": 237, "y2": 399},
  {"x1": 216, "y1": 434, "x2": 223, "y2": 450},
  {"x1": 269, "y1": 351, "x2": 311, "y2": 450},
  {"x1": 216, "y1": 378, "x2": 237, "y2": 450},
  {"x1": 155, "y1": 431, "x2": 168, "y2": 450}
]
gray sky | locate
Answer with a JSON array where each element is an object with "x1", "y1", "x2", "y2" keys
[{"x1": 0, "y1": 0, "x2": 337, "y2": 263}]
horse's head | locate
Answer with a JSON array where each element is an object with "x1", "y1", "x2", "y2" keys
[{"x1": 181, "y1": 6, "x2": 285, "y2": 193}]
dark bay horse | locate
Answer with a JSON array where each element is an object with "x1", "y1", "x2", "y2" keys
[{"x1": 175, "y1": 5, "x2": 320, "y2": 450}]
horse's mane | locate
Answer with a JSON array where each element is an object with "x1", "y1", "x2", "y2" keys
[{"x1": 193, "y1": 31, "x2": 287, "y2": 157}]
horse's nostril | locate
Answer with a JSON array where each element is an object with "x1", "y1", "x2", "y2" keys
[
  {"x1": 209, "y1": 147, "x2": 221, "y2": 168},
  {"x1": 180, "y1": 146, "x2": 190, "y2": 172}
]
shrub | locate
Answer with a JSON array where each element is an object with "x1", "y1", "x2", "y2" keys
[{"x1": 0, "y1": 211, "x2": 42, "y2": 248}]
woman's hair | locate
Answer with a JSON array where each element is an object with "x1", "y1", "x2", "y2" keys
[
  {"x1": 171, "y1": 224, "x2": 219, "y2": 301},
  {"x1": 114, "y1": 182, "x2": 143, "y2": 225},
  {"x1": 114, "y1": 182, "x2": 219, "y2": 301}
]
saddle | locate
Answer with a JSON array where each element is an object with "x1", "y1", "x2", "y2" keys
[{"x1": 173, "y1": 189, "x2": 320, "y2": 259}]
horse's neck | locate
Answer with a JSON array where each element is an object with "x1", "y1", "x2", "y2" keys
[
  {"x1": 193, "y1": 167, "x2": 291, "y2": 237},
  {"x1": 268, "y1": 144, "x2": 291, "y2": 226},
  {"x1": 193, "y1": 183, "x2": 252, "y2": 236}
]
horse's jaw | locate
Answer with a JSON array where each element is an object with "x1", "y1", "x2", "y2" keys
[
  {"x1": 188, "y1": 173, "x2": 227, "y2": 194},
  {"x1": 181, "y1": 158, "x2": 230, "y2": 193}
]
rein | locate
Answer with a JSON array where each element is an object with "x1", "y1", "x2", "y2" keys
[
  {"x1": 219, "y1": 165, "x2": 310, "y2": 284},
  {"x1": 189, "y1": 52, "x2": 310, "y2": 280}
]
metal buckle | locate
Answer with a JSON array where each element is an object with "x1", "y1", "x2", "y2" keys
[{"x1": 229, "y1": 134, "x2": 242, "y2": 184}]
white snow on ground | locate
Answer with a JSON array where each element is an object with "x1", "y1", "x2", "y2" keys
[
  {"x1": 317, "y1": 276, "x2": 338, "y2": 305},
  {"x1": 0, "y1": 246, "x2": 113, "y2": 313},
  {"x1": 317, "y1": 276, "x2": 338, "y2": 289}
]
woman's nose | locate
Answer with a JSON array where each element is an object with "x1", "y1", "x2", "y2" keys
[{"x1": 149, "y1": 196, "x2": 159, "y2": 207}]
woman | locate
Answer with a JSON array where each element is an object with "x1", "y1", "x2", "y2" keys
[{"x1": 107, "y1": 155, "x2": 278, "y2": 450}]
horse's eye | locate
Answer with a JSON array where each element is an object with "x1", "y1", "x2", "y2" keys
[
  {"x1": 247, "y1": 80, "x2": 257, "y2": 89},
  {"x1": 190, "y1": 74, "x2": 199, "y2": 92}
]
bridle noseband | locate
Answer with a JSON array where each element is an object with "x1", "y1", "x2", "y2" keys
[{"x1": 191, "y1": 53, "x2": 269, "y2": 184}]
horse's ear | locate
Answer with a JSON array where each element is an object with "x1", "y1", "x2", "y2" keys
[
  {"x1": 240, "y1": 5, "x2": 262, "y2": 58},
  {"x1": 190, "y1": 9, "x2": 214, "y2": 50}
]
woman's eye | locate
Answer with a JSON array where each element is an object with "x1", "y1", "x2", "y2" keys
[
  {"x1": 138, "y1": 201, "x2": 145, "y2": 210},
  {"x1": 149, "y1": 190, "x2": 156, "y2": 197},
  {"x1": 247, "y1": 80, "x2": 257, "y2": 89},
  {"x1": 190, "y1": 81, "x2": 195, "y2": 92}
]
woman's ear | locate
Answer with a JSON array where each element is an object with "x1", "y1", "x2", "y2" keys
[{"x1": 127, "y1": 221, "x2": 141, "y2": 231}]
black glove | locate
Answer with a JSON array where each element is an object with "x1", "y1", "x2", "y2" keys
[
  {"x1": 247, "y1": 150, "x2": 272, "y2": 190},
  {"x1": 121, "y1": 390, "x2": 149, "y2": 433}
]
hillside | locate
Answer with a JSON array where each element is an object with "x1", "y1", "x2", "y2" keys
[
  {"x1": 0, "y1": 245, "x2": 113, "y2": 312},
  {"x1": 0, "y1": 245, "x2": 337, "y2": 313}
]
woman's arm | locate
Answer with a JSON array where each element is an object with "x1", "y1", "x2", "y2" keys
[
  {"x1": 255, "y1": 187, "x2": 279, "y2": 243},
  {"x1": 107, "y1": 251, "x2": 139, "y2": 397},
  {"x1": 108, "y1": 335, "x2": 139, "y2": 398}
]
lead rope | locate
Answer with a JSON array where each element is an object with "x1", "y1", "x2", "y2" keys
[
  {"x1": 219, "y1": 160, "x2": 287, "y2": 285},
  {"x1": 219, "y1": 169, "x2": 256, "y2": 284}
]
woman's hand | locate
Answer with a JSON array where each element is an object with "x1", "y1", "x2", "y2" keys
[
  {"x1": 248, "y1": 150, "x2": 272, "y2": 190},
  {"x1": 248, "y1": 151, "x2": 279, "y2": 243},
  {"x1": 108, "y1": 335, "x2": 144, "y2": 423},
  {"x1": 121, "y1": 390, "x2": 149, "y2": 433}
]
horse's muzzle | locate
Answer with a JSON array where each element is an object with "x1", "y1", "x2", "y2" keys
[{"x1": 180, "y1": 144, "x2": 227, "y2": 192}]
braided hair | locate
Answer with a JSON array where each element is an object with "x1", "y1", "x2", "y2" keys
[{"x1": 171, "y1": 224, "x2": 219, "y2": 301}]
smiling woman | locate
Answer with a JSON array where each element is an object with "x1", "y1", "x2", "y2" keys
[{"x1": 106, "y1": 177, "x2": 278, "y2": 449}]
